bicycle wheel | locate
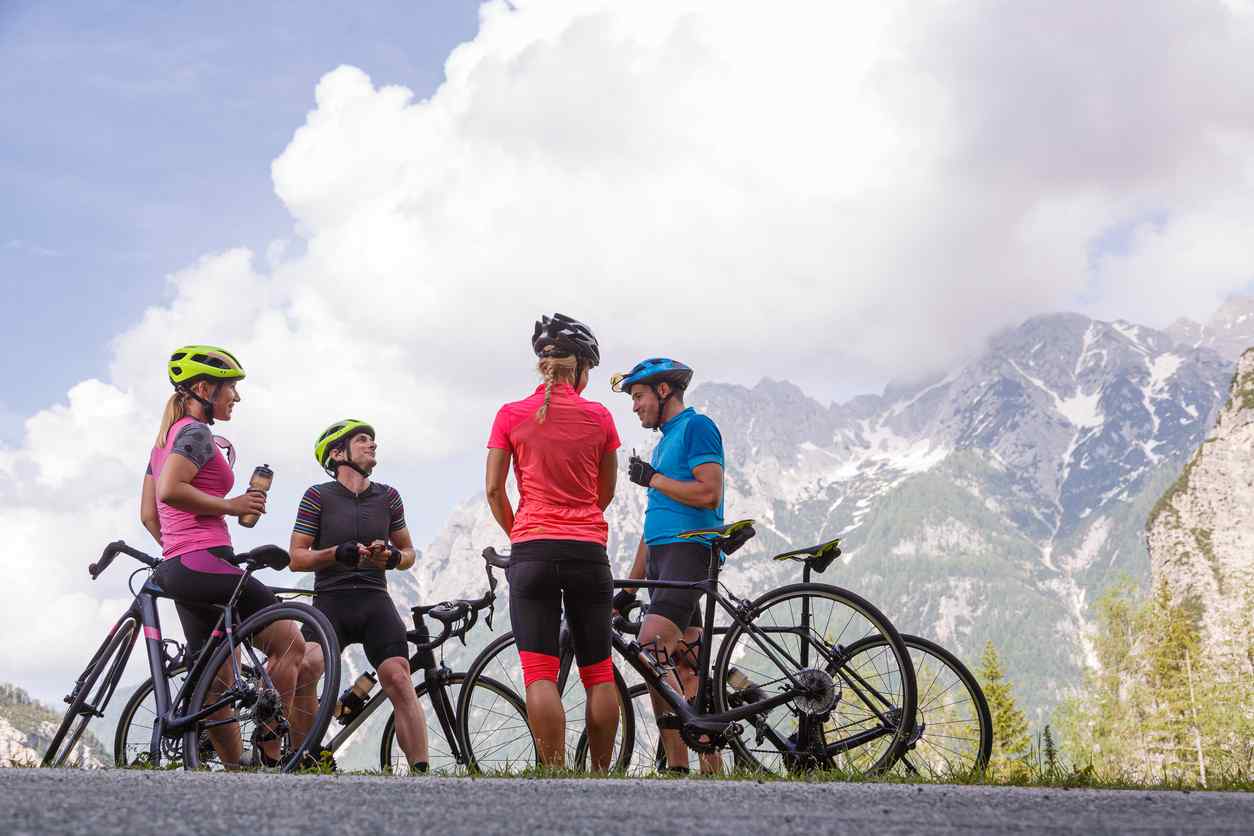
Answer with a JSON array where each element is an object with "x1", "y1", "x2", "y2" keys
[
  {"x1": 114, "y1": 665, "x2": 193, "y2": 768},
  {"x1": 183, "y1": 602, "x2": 340, "y2": 772},
  {"x1": 380, "y1": 673, "x2": 531, "y2": 774},
  {"x1": 713, "y1": 582, "x2": 916, "y2": 776},
  {"x1": 43, "y1": 618, "x2": 138, "y2": 768},
  {"x1": 844, "y1": 634, "x2": 991, "y2": 777},
  {"x1": 456, "y1": 631, "x2": 634, "y2": 772}
]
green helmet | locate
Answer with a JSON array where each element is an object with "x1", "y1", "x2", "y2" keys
[
  {"x1": 168, "y1": 345, "x2": 245, "y2": 388},
  {"x1": 315, "y1": 419, "x2": 375, "y2": 474}
]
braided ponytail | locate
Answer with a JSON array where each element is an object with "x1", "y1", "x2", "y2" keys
[{"x1": 534, "y1": 354, "x2": 579, "y2": 424}]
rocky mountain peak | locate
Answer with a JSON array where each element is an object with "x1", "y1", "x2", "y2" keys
[
  {"x1": 404, "y1": 307, "x2": 1236, "y2": 721},
  {"x1": 1147, "y1": 348, "x2": 1254, "y2": 662},
  {"x1": 1166, "y1": 295, "x2": 1254, "y2": 361}
]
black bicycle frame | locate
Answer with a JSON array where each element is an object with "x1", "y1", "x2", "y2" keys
[
  {"x1": 610, "y1": 540, "x2": 815, "y2": 735},
  {"x1": 128, "y1": 571, "x2": 279, "y2": 764},
  {"x1": 321, "y1": 567, "x2": 499, "y2": 763}
]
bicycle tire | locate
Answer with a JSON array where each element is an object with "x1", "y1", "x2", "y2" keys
[
  {"x1": 114, "y1": 665, "x2": 196, "y2": 768},
  {"x1": 379, "y1": 672, "x2": 531, "y2": 774},
  {"x1": 845, "y1": 633, "x2": 992, "y2": 777},
  {"x1": 713, "y1": 582, "x2": 917, "y2": 776},
  {"x1": 43, "y1": 618, "x2": 138, "y2": 768},
  {"x1": 183, "y1": 602, "x2": 340, "y2": 773},
  {"x1": 456, "y1": 630, "x2": 634, "y2": 772}
]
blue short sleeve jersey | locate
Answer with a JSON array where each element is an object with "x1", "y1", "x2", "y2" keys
[{"x1": 643, "y1": 407, "x2": 725, "y2": 545}]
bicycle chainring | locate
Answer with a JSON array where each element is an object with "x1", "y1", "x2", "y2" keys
[{"x1": 680, "y1": 721, "x2": 741, "y2": 754}]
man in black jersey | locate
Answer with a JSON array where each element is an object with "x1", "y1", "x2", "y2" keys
[{"x1": 289, "y1": 420, "x2": 429, "y2": 773}]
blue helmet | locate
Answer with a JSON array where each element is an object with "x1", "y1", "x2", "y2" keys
[{"x1": 611, "y1": 358, "x2": 694, "y2": 394}]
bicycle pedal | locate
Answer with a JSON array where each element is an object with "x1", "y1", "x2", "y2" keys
[{"x1": 656, "y1": 714, "x2": 683, "y2": 731}]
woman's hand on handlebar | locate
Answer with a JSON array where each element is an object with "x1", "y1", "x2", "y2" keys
[{"x1": 225, "y1": 491, "x2": 267, "y2": 518}]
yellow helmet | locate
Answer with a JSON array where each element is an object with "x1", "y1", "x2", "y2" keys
[
  {"x1": 315, "y1": 419, "x2": 376, "y2": 475},
  {"x1": 168, "y1": 345, "x2": 245, "y2": 388}
]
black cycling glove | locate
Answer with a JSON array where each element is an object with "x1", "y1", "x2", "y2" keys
[
  {"x1": 334, "y1": 541, "x2": 362, "y2": 568},
  {"x1": 627, "y1": 452, "x2": 657, "y2": 488},
  {"x1": 612, "y1": 589, "x2": 638, "y2": 613},
  {"x1": 384, "y1": 545, "x2": 403, "y2": 570}
]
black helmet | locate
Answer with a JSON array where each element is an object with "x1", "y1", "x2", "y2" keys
[{"x1": 532, "y1": 313, "x2": 600, "y2": 367}]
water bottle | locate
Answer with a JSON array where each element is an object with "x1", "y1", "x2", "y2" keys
[
  {"x1": 726, "y1": 667, "x2": 766, "y2": 704},
  {"x1": 238, "y1": 464, "x2": 273, "y2": 528},
  {"x1": 335, "y1": 671, "x2": 377, "y2": 724}
]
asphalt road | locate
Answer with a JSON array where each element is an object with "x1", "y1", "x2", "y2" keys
[{"x1": 3, "y1": 770, "x2": 1252, "y2": 835}]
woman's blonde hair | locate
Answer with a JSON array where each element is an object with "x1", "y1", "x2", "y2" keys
[
  {"x1": 154, "y1": 389, "x2": 192, "y2": 448},
  {"x1": 534, "y1": 354, "x2": 581, "y2": 424}
]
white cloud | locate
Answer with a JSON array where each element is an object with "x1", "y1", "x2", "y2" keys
[{"x1": 7, "y1": 0, "x2": 1254, "y2": 699}]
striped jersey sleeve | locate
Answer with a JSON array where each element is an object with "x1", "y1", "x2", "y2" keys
[
  {"x1": 293, "y1": 485, "x2": 322, "y2": 538},
  {"x1": 385, "y1": 485, "x2": 406, "y2": 532}
]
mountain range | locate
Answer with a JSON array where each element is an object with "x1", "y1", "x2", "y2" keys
[
  {"x1": 9, "y1": 298, "x2": 1250, "y2": 768},
  {"x1": 404, "y1": 299, "x2": 1252, "y2": 724}
]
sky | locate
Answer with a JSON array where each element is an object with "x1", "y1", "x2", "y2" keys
[
  {"x1": 4, "y1": 0, "x2": 1254, "y2": 702},
  {"x1": 0, "y1": 0, "x2": 480, "y2": 417}
]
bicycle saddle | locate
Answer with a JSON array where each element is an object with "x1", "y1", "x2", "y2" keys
[
  {"x1": 771, "y1": 538, "x2": 841, "y2": 573},
  {"x1": 676, "y1": 519, "x2": 756, "y2": 555},
  {"x1": 237, "y1": 544, "x2": 291, "y2": 571}
]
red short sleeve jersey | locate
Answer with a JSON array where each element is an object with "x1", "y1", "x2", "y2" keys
[{"x1": 487, "y1": 383, "x2": 621, "y2": 545}]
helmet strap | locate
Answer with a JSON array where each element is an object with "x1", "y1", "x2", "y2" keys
[
  {"x1": 334, "y1": 460, "x2": 373, "y2": 478},
  {"x1": 181, "y1": 381, "x2": 222, "y2": 425},
  {"x1": 649, "y1": 384, "x2": 672, "y2": 432},
  {"x1": 331, "y1": 434, "x2": 374, "y2": 478}
]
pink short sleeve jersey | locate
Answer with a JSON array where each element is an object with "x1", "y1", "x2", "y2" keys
[
  {"x1": 487, "y1": 383, "x2": 621, "y2": 545},
  {"x1": 148, "y1": 416, "x2": 235, "y2": 558}
]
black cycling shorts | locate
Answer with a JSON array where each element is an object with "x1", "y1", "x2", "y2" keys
[
  {"x1": 645, "y1": 541, "x2": 709, "y2": 631},
  {"x1": 507, "y1": 540, "x2": 613, "y2": 673},
  {"x1": 301, "y1": 589, "x2": 410, "y2": 670},
  {"x1": 153, "y1": 548, "x2": 279, "y2": 655}
]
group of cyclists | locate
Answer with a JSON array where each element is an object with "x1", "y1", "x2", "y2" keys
[{"x1": 141, "y1": 314, "x2": 725, "y2": 774}]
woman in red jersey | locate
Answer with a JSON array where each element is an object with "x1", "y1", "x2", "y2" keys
[{"x1": 485, "y1": 314, "x2": 620, "y2": 770}]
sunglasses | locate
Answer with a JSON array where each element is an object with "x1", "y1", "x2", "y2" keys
[{"x1": 213, "y1": 435, "x2": 237, "y2": 469}]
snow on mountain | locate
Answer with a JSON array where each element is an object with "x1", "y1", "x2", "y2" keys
[
  {"x1": 1167, "y1": 296, "x2": 1254, "y2": 362},
  {"x1": 392, "y1": 311, "x2": 1234, "y2": 722}
]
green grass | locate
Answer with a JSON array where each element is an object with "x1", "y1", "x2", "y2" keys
[{"x1": 39, "y1": 757, "x2": 1253, "y2": 792}]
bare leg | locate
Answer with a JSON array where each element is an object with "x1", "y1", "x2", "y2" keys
[
  {"x1": 290, "y1": 642, "x2": 324, "y2": 752},
  {"x1": 252, "y1": 620, "x2": 305, "y2": 762},
  {"x1": 377, "y1": 656, "x2": 428, "y2": 771},
  {"x1": 638, "y1": 613, "x2": 689, "y2": 770},
  {"x1": 523, "y1": 679, "x2": 566, "y2": 767},
  {"x1": 584, "y1": 680, "x2": 620, "y2": 772},
  {"x1": 674, "y1": 626, "x2": 721, "y2": 774},
  {"x1": 204, "y1": 647, "x2": 244, "y2": 767}
]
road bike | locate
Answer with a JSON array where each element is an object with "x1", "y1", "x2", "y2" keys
[
  {"x1": 770, "y1": 543, "x2": 992, "y2": 777},
  {"x1": 115, "y1": 550, "x2": 531, "y2": 774},
  {"x1": 610, "y1": 535, "x2": 993, "y2": 777},
  {"x1": 459, "y1": 520, "x2": 919, "y2": 775},
  {"x1": 44, "y1": 541, "x2": 341, "y2": 772}
]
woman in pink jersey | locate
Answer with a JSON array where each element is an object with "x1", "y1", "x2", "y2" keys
[
  {"x1": 485, "y1": 314, "x2": 621, "y2": 770},
  {"x1": 140, "y1": 345, "x2": 304, "y2": 767}
]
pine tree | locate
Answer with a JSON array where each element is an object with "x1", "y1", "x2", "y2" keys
[
  {"x1": 977, "y1": 640, "x2": 1030, "y2": 776},
  {"x1": 1041, "y1": 724, "x2": 1059, "y2": 778},
  {"x1": 1141, "y1": 580, "x2": 1206, "y2": 780}
]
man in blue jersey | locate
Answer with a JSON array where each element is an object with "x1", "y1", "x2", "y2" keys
[{"x1": 611, "y1": 358, "x2": 724, "y2": 774}]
